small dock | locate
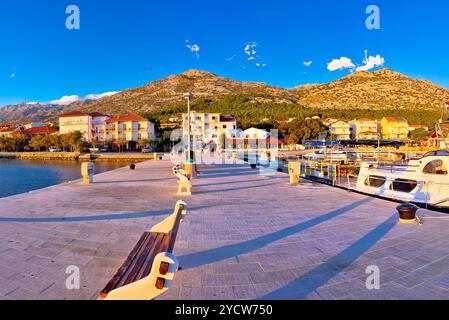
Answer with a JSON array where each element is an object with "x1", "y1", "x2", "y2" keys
[{"x1": 1, "y1": 157, "x2": 449, "y2": 299}]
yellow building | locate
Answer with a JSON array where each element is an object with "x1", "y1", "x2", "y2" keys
[
  {"x1": 380, "y1": 117, "x2": 409, "y2": 140},
  {"x1": 350, "y1": 118, "x2": 380, "y2": 140},
  {"x1": 106, "y1": 111, "x2": 156, "y2": 144},
  {"x1": 59, "y1": 111, "x2": 93, "y2": 142}
]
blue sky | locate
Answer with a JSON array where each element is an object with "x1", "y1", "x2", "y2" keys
[{"x1": 0, "y1": 0, "x2": 448, "y2": 106}]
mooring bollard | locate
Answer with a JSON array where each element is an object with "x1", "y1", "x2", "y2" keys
[
  {"x1": 129, "y1": 163, "x2": 136, "y2": 170},
  {"x1": 81, "y1": 162, "x2": 94, "y2": 185},
  {"x1": 397, "y1": 203, "x2": 419, "y2": 223}
]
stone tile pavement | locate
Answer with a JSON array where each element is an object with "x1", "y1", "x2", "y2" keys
[{"x1": 1, "y1": 157, "x2": 449, "y2": 300}]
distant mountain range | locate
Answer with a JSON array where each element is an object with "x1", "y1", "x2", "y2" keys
[{"x1": 1, "y1": 68, "x2": 448, "y2": 123}]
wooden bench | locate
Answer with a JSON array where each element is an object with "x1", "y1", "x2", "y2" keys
[
  {"x1": 173, "y1": 166, "x2": 192, "y2": 196},
  {"x1": 99, "y1": 201, "x2": 188, "y2": 300}
]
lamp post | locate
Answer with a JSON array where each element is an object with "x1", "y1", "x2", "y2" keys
[{"x1": 184, "y1": 92, "x2": 196, "y2": 178}]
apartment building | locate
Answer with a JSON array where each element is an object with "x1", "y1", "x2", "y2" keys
[
  {"x1": 105, "y1": 111, "x2": 156, "y2": 144},
  {"x1": 59, "y1": 111, "x2": 94, "y2": 142},
  {"x1": 380, "y1": 117, "x2": 409, "y2": 140},
  {"x1": 328, "y1": 119, "x2": 351, "y2": 141},
  {"x1": 182, "y1": 112, "x2": 237, "y2": 146},
  {"x1": 350, "y1": 118, "x2": 380, "y2": 140},
  {"x1": 59, "y1": 110, "x2": 155, "y2": 145},
  {"x1": 242, "y1": 128, "x2": 270, "y2": 140}
]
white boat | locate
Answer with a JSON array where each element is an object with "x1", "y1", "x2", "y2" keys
[{"x1": 356, "y1": 150, "x2": 449, "y2": 207}]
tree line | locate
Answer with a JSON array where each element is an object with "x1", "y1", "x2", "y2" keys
[{"x1": 0, "y1": 132, "x2": 85, "y2": 152}]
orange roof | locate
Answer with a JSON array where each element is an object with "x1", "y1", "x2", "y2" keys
[
  {"x1": 23, "y1": 126, "x2": 58, "y2": 136},
  {"x1": 383, "y1": 117, "x2": 407, "y2": 123},
  {"x1": 106, "y1": 111, "x2": 147, "y2": 123},
  {"x1": 0, "y1": 126, "x2": 17, "y2": 133},
  {"x1": 59, "y1": 111, "x2": 89, "y2": 118}
]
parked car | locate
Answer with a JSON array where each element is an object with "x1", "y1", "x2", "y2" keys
[
  {"x1": 89, "y1": 148, "x2": 99, "y2": 153},
  {"x1": 49, "y1": 147, "x2": 60, "y2": 152},
  {"x1": 100, "y1": 147, "x2": 109, "y2": 153},
  {"x1": 142, "y1": 148, "x2": 151, "y2": 154}
]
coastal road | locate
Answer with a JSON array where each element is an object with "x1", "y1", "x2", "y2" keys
[{"x1": 1, "y1": 157, "x2": 449, "y2": 299}]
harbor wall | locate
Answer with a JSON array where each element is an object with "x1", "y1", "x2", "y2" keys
[{"x1": 0, "y1": 152, "x2": 157, "y2": 162}]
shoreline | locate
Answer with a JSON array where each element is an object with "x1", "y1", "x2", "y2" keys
[{"x1": 0, "y1": 151, "x2": 161, "y2": 162}]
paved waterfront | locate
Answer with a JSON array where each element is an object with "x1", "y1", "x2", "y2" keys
[{"x1": 1, "y1": 157, "x2": 449, "y2": 300}]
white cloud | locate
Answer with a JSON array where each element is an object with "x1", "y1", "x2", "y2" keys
[
  {"x1": 26, "y1": 102, "x2": 38, "y2": 105},
  {"x1": 225, "y1": 55, "x2": 236, "y2": 62},
  {"x1": 51, "y1": 92, "x2": 118, "y2": 105},
  {"x1": 303, "y1": 61, "x2": 313, "y2": 67},
  {"x1": 327, "y1": 51, "x2": 385, "y2": 72},
  {"x1": 186, "y1": 40, "x2": 201, "y2": 58},
  {"x1": 356, "y1": 50, "x2": 384, "y2": 71},
  {"x1": 244, "y1": 42, "x2": 258, "y2": 61},
  {"x1": 9, "y1": 73, "x2": 15, "y2": 78},
  {"x1": 51, "y1": 95, "x2": 81, "y2": 105},
  {"x1": 256, "y1": 63, "x2": 267, "y2": 68},
  {"x1": 327, "y1": 57, "x2": 355, "y2": 71}
]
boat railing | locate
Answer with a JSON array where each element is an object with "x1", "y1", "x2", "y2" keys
[{"x1": 295, "y1": 158, "x2": 449, "y2": 209}]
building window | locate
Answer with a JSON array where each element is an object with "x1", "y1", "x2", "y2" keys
[{"x1": 223, "y1": 125, "x2": 227, "y2": 129}]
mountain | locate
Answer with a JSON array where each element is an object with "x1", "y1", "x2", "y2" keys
[
  {"x1": 81, "y1": 69, "x2": 298, "y2": 114},
  {"x1": 0, "y1": 103, "x2": 66, "y2": 123},
  {"x1": 1, "y1": 68, "x2": 448, "y2": 123},
  {"x1": 291, "y1": 68, "x2": 449, "y2": 110}
]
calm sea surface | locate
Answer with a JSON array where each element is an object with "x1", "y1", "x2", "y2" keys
[{"x1": 0, "y1": 159, "x2": 125, "y2": 198}]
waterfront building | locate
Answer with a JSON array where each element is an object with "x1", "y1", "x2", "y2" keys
[
  {"x1": 182, "y1": 112, "x2": 237, "y2": 146},
  {"x1": 105, "y1": 111, "x2": 156, "y2": 145},
  {"x1": 59, "y1": 111, "x2": 96, "y2": 142},
  {"x1": 380, "y1": 117, "x2": 409, "y2": 140},
  {"x1": 350, "y1": 118, "x2": 380, "y2": 140},
  {"x1": 59, "y1": 110, "x2": 155, "y2": 146},
  {"x1": 328, "y1": 119, "x2": 351, "y2": 141},
  {"x1": 242, "y1": 127, "x2": 270, "y2": 140},
  {"x1": 90, "y1": 112, "x2": 111, "y2": 144}
]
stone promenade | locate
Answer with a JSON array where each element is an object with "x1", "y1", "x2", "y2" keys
[{"x1": 1, "y1": 157, "x2": 449, "y2": 300}]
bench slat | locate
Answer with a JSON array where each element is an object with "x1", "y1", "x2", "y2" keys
[
  {"x1": 121, "y1": 233, "x2": 168, "y2": 287},
  {"x1": 100, "y1": 232, "x2": 151, "y2": 297},
  {"x1": 139, "y1": 233, "x2": 171, "y2": 280},
  {"x1": 100, "y1": 202, "x2": 186, "y2": 299}
]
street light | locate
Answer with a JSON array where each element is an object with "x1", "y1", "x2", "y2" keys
[
  {"x1": 184, "y1": 92, "x2": 196, "y2": 178},
  {"x1": 184, "y1": 92, "x2": 193, "y2": 162}
]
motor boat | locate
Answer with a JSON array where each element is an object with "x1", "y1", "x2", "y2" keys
[{"x1": 356, "y1": 150, "x2": 449, "y2": 208}]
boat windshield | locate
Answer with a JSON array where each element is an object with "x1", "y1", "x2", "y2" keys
[{"x1": 422, "y1": 150, "x2": 449, "y2": 158}]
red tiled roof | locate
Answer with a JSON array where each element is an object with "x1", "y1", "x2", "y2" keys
[
  {"x1": 59, "y1": 111, "x2": 89, "y2": 118},
  {"x1": 106, "y1": 111, "x2": 147, "y2": 123},
  {"x1": 23, "y1": 126, "x2": 58, "y2": 136},
  {"x1": 220, "y1": 115, "x2": 236, "y2": 123},
  {"x1": 0, "y1": 126, "x2": 18, "y2": 133}
]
